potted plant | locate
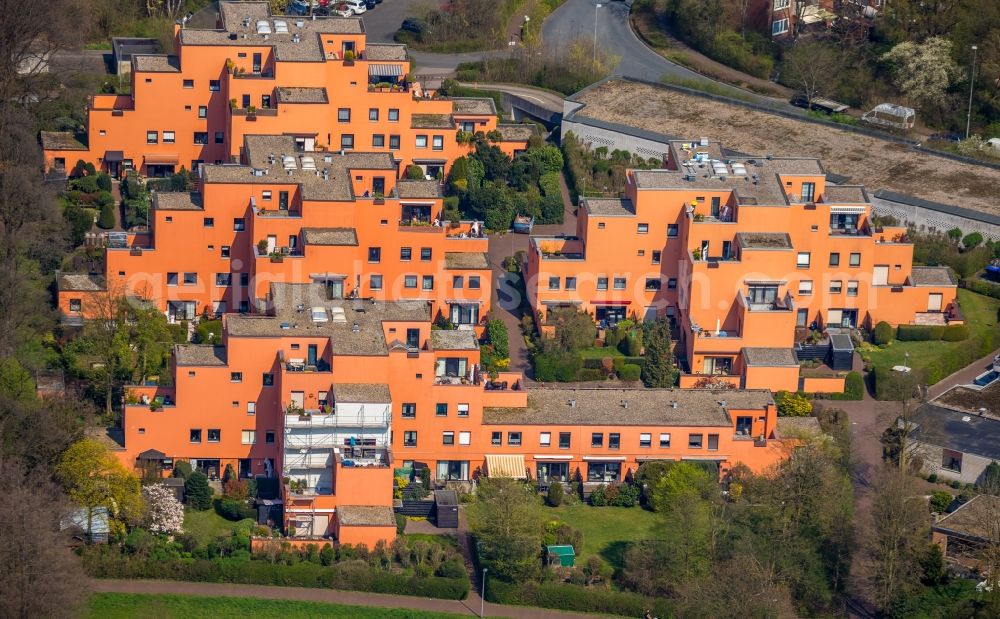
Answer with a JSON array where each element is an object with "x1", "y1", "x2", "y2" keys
[
  {"x1": 692, "y1": 247, "x2": 702, "y2": 260},
  {"x1": 694, "y1": 213, "x2": 705, "y2": 222},
  {"x1": 343, "y1": 49, "x2": 355, "y2": 65},
  {"x1": 373, "y1": 191, "x2": 384, "y2": 205},
  {"x1": 257, "y1": 239, "x2": 268, "y2": 255},
  {"x1": 247, "y1": 105, "x2": 257, "y2": 119},
  {"x1": 225, "y1": 58, "x2": 234, "y2": 73},
  {"x1": 229, "y1": 98, "x2": 237, "y2": 110}
]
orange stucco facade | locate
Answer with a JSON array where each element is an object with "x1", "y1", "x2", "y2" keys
[{"x1": 525, "y1": 139, "x2": 958, "y2": 393}]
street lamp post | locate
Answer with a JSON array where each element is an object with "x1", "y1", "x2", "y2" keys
[
  {"x1": 593, "y1": 3, "x2": 602, "y2": 64},
  {"x1": 480, "y1": 567, "x2": 488, "y2": 618},
  {"x1": 966, "y1": 45, "x2": 978, "y2": 140}
]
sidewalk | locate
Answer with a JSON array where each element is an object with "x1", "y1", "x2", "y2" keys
[{"x1": 89, "y1": 579, "x2": 615, "y2": 618}]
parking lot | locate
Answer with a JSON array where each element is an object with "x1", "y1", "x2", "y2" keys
[{"x1": 357, "y1": 0, "x2": 422, "y2": 44}]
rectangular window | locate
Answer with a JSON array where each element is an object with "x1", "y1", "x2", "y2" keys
[
  {"x1": 215, "y1": 273, "x2": 231, "y2": 286},
  {"x1": 247, "y1": 402, "x2": 256, "y2": 416},
  {"x1": 190, "y1": 429, "x2": 201, "y2": 443},
  {"x1": 221, "y1": 246, "x2": 231, "y2": 258},
  {"x1": 436, "y1": 403, "x2": 448, "y2": 417},
  {"x1": 565, "y1": 277, "x2": 577, "y2": 290},
  {"x1": 340, "y1": 134, "x2": 354, "y2": 149},
  {"x1": 432, "y1": 135, "x2": 444, "y2": 150},
  {"x1": 829, "y1": 252, "x2": 840, "y2": 267},
  {"x1": 549, "y1": 277, "x2": 560, "y2": 291},
  {"x1": 707, "y1": 434, "x2": 719, "y2": 451},
  {"x1": 338, "y1": 108, "x2": 350, "y2": 122},
  {"x1": 261, "y1": 373, "x2": 273, "y2": 387},
  {"x1": 415, "y1": 135, "x2": 428, "y2": 148},
  {"x1": 491, "y1": 431, "x2": 502, "y2": 446},
  {"x1": 508, "y1": 432, "x2": 522, "y2": 446},
  {"x1": 215, "y1": 131, "x2": 224, "y2": 145},
  {"x1": 469, "y1": 276, "x2": 480, "y2": 289},
  {"x1": 772, "y1": 18, "x2": 789, "y2": 35},
  {"x1": 404, "y1": 431, "x2": 417, "y2": 447},
  {"x1": 830, "y1": 280, "x2": 843, "y2": 294},
  {"x1": 207, "y1": 429, "x2": 221, "y2": 443},
  {"x1": 262, "y1": 94, "x2": 271, "y2": 108},
  {"x1": 230, "y1": 372, "x2": 242, "y2": 383},
  {"x1": 146, "y1": 131, "x2": 157, "y2": 144},
  {"x1": 591, "y1": 432, "x2": 604, "y2": 447},
  {"x1": 194, "y1": 132, "x2": 208, "y2": 145},
  {"x1": 369, "y1": 108, "x2": 379, "y2": 121},
  {"x1": 183, "y1": 79, "x2": 194, "y2": 88},
  {"x1": 652, "y1": 250, "x2": 661, "y2": 264},
  {"x1": 638, "y1": 223, "x2": 649, "y2": 234},
  {"x1": 774, "y1": 0, "x2": 789, "y2": 9},
  {"x1": 539, "y1": 432, "x2": 551, "y2": 446},
  {"x1": 587, "y1": 462, "x2": 621, "y2": 483},
  {"x1": 70, "y1": 299, "x2": 82, "y2": 312},
  {"x1": 613, "y1": 277, "x2": 626, "y2": 290},
  {"x1": 400, "y1": 247, "x2": 411, "y2": 261},
  {"x1": 688, "y1": 433, "x2": 703, "y2": 449},
  {"x1": 370, "y1": 274, "x2": 383, "y2": 290},
  {"x1": 645, "y1": 278, "x2": 661, "y2": 291},
  {"x1": 233, "y1": 218, "x2": 245, "y2": 231},
  {"x1": 459, "y1": 431, "x2": 471, "y2": 445},
  {"x1": 198, "y1": 106, "x2": 207, "y2": 118},
  {"x1": 372, "y1": 134, "x2": 384, "y2": 148},
  {"x1": 941, "y1": 449, "x2": 962, "y2": 473},
  {"x1": 241, "y1": 430, "x2": 256, "y2": 445},
  {"x1": 668, "y1": 278, "x2": 677, "y2": 289},
  {"x1": 559, "y1": 432, "x2": 571, "y2": 449},
  {"x1": 368, "y1": 247, "x2": 381, "y2": 263},
  {"x1": 799, "y1": 280, "x2": 813, "y2": 295},
  {"x1": 609, "y1": 433, "x2": 620, "y2": 449},
  {"x1": 404, "y1": 275, "x2": 417, "y2": 288},
  {"x1": 401, "y1": 403, "x2": 416, "y2": 418},
  {"x1": 167, "y1": 272, "x2": 178, "y2": 286},
  {"x1": 388, "y1": 108, "x2": 399, "y2": 121},
  {"x1": 209, "y1": 80, "x2": 220, "y2": 91},
  {"x1": 265, "y1": 431, "x2": 275, "y2": 444},
  {"x1": 797, "y1": 252, "x2": 811, "y2": 268},
  {"x1": 597, "y1": 277, "x2": 608, "y2": 290},
  {"x1": 204, "y1": 217, "x2": 214, "y2": 228},
  {"x1": 667, "y1": 224, "x2": 678, "y2": 237},
  {"x1": 422, "y1": 276, "x2": 434, "y2": 290},
  {"x1": 850, "y1": 252, "x2": 861, "y2": 267},
  {"x1": 659, "y1": 433, "x2": 671, "y2": 447},
  {"x1": 442, "y1": 431, "x2": 455, "y2": 446},
  {"x1": 457, "y1": 403, "x2": 469, "y2": 417},
  {"x1": 163, "y1": 131, "x2": 175, "y2": 143},
  {"x1": 639, "y1": 433, "x2": 651, "y2": 448},
  {"x1": 420, "y1": 247, "x2": 432, "y2": 261},
  {"x1": 847, "y1": 281, "x2": 859, "y2": 297},
  {"x1": 452, "y1": 275, "x2": 464, "y2": 289},
  {"x1": 389, "y1": 135, "x2": 400, "y2": 150},
  {"x1": 183, "y1": 272, "x2": 197, "y2": 285}
]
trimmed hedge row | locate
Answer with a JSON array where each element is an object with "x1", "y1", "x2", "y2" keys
[
  {"x1": 896, "y1": 324, "x2": 969, "y2": 342},
  {"x1": 826, "y1": 371, "x2": 865, "y2": 401},
  {"x1": 962, "y1": 278, "x2": 1000, "y2": 301},
  {"x1": 581, "y1": 357, "x2": 645, "y2": 370},
  {"x1": 486, "y1": 579, "x2": 671, "y2": 617},
  {"x1": 82, "y1": 551, "x2": 469, "y2": 599}
]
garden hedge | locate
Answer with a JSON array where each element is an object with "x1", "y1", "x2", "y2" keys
[
  {"x1": 872, "y1": 321, "x2": 894, "y2": 346},
  {"x1": 962, "y1": 278, "x2": 1000, "y2": 301},
  {"x1": 82, "y1": 552, "x2": 469, "y2": 599},
  {"x1": 874, "y1": 329, "x2": 996, "y2": 397},
  {"x1": 486, "y1": 579, "x2": 671, "y2": 617},
  {"x1": 827, "y1": 371, "x2": 864, "y2": 401},
  {"x1": 533, "y1": 353, "x2": 582, "y2": 382},
  {"x1": 896, "y1": 324, "x2": 969, "y2": 342},
  {"x1": 618, "y1": 364, "x2": 642, "y2": 381}
]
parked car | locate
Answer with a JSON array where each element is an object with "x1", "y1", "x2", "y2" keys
[
  {"x1": 401, "y1": 18, "x2": 430, "y2": 35},
  {"x1": 790, "y1": 94, "x2": 849, "y2": 115},
  {"x1": 344, "y1": 0, "x2": 366, "y2": 14},
  {"x1": 364, "y1": 0, "x2": 377, "y2": 9},
  {"x1": 288, "y1": 0, "x2": 309, "y2": 15}
]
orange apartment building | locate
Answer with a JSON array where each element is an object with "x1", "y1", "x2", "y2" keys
[
  {"x1": 525, "y1": 139, "x2": 958, "y2": 393},
  {"x1": 58, "y1": 134, "x2": 496, "y2": 324},
  {"x1": 118, "y1": 281, "x2": 804, "y2": 546},
  {"x1": 41, "y1": 1, "x2": 529, "y2": 179}
]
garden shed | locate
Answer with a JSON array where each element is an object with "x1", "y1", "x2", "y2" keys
[
  {"x1": 434, "y1": 489, "x2": 459, "y2": 528},
  {"x1": 546, "y1": 544, "x2": 576, "y2": 567}
]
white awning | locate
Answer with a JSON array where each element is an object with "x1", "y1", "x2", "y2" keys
[
  {"x1": 829, "y1": 205, "x2": 867, "y2": 214},
  {"x1": 485, "y1": 454, "x2": 527, "y2": 478},
  {"x1": 369, "y1": 63, "x2": 404, "y2": 77},
  {"x1": 582, "y1": 456, "x2": 627, "y2": 462}
]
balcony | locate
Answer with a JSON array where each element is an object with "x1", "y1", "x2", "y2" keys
[
  {"x1": 483, "y1": 371, "x2": 528, "y2": 407},
  {"x1": 873, "y1": 226, "x2": 911, "y2": 244},
  {"x1": 740, "y1": 291, "x2": 795, "y2": 313},
  {"x1": 533, "y1": 236, "x2": 585, "y2": 261},
  {"x1": 336, "y1": 446, "x2": 391, "y2": 469},
  {"x1": 829, "y1": 225, "x2": 873, "y2": 238},
  {"x1": 90, "y1": 94, "x2": 134, "y2": 112}
]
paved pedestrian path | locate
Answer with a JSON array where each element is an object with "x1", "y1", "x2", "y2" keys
[{"x1": 90, "y1": 579, "x2": 616, "y2": 618}]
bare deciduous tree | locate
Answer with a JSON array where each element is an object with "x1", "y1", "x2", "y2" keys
[
  {"x1": 0, "y1": 457, "x2": 88, "y2": 619},
  {"x1": 865, "y1": 467, "x2": 928, "y2": 611}
]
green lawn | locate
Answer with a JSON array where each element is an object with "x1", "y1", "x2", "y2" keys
[
  {"x1": 546, "y1": 504, "x2": 661, "y2": 570},
  {"x1": 579, "y1": 346, "x2": 624, "y2": 359},
  {"x1": 404, "y1": 533, "x2": 460, "y2": 551},
  {"x1": 862, "y1": 289, "x2": 1000, "y2": 372},
  {"x1": 84, "y1": 593, "x2": 464, "y2": 618},
  {"x1": 182, "y1": 509, "x2": 248, "y2": 547}
]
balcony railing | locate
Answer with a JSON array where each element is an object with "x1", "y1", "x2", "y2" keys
[{"x1": 741, "y1": 292, "x2": 795, "y2": 312}]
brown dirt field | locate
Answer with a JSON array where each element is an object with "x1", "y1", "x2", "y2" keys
[{"x1": 573, "y1": 79, "x2": 1000, "y2": 216}]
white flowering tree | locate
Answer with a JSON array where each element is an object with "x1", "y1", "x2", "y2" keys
[{"x1": 143, "y1": 484, "x2": 184, "y2": 535}]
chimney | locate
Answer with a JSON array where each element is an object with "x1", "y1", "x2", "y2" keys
[
  {"x1": 568, "y1": 399, "x2": 576, "y2": 407},
  {"x1": 671, "y1": 401, "x2": 677, "y2": 408},
  {"x1": 621, "y1": 399, "x2": 628, "y2": 409},
  {"x1": 351, "y1": 323, "x2": 360, "y2": 333}
]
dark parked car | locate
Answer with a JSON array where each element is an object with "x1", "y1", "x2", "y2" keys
[
  {"x1": 364, "y1": 0, "x2": 376, "y2": 9},
  {"x1": 790, "y1": 94, "x2": 849, "y2": 115},
  {"x1": 288, "y1": 0, "x2": 309, "y2": 15},
  {"x1": 400, "y1": 18, "x2": 429, "y2": 35}
]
